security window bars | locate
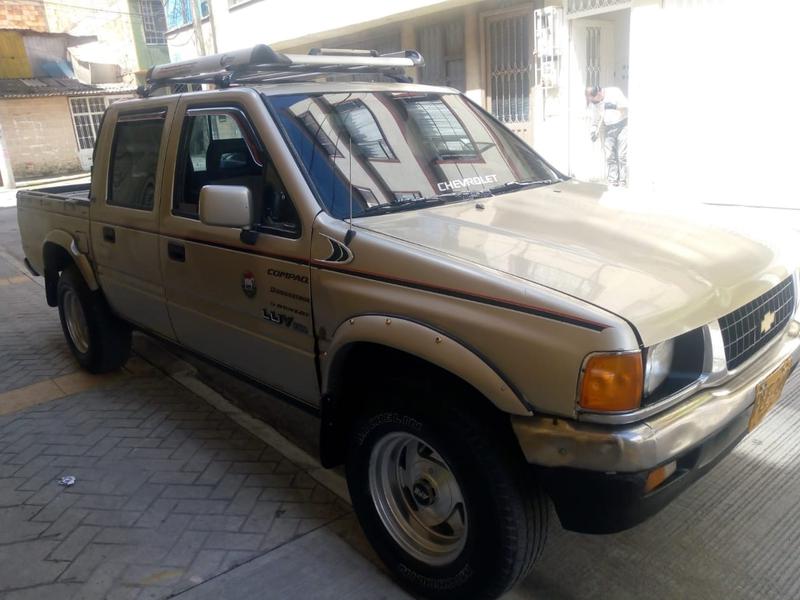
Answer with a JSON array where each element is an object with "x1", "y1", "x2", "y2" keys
[
  {"x1": 417, "y1": 20, "x2": 466, "y2": 91},
  {"x1": 585, "y1": 26, "x2": 601, "y2": 89},
  {"x1": 299, "y1": 112, "x2": 342, "y2": 158},
  {"x1": 335, "y1": 100, "x2": 396, "y2": 160},
  {"x1": 402, "y1": 98, "x2": 477, "y2": 159},
  {"x1": 165, "y1": 0, "x2": 208, "y2": 30},
  {"x1": 487, "y1": 13, "x2": 532, "y2": 124},
  {"x1": 567, "y1": 0, "x2": 631, "y2": 18},
  {"x1": 139, "y1": 0, "x2": 167, "y2": 44},
  {"x1": 69, "y1": 97, "x2": 108, "y2": 151}
]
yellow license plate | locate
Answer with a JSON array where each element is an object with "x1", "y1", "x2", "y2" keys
[{"x1": 749, "y1": 357, "x2": 793, "y2": 432}]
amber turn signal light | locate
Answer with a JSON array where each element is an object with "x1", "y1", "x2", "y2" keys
[
  {"x1": 644, "y1": 461, "x2": 677, "y2": 493},
  {"x1": 579, "y1": 352, "x2": 643, "y2": 412}
]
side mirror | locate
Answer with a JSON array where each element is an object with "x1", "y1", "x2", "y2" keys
[{"x1": 199, "y1": 185, "x2": 253, "y2": 228}]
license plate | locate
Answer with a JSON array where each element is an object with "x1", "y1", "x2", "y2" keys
[{"x1": 749, "y1": 357, "x2": 793, "y2": 432}]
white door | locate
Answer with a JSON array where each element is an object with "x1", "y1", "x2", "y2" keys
[{"x1": 568, "y1": 19, "x2": 614, "y2": 181}]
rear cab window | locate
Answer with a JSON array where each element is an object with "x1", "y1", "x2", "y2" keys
[{"x1": 108, "y1": 111, "x2": 167, "y2": 211}]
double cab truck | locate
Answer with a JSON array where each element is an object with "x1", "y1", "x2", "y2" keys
[{"x1": 17, "y1": 46, "x2": 800, "y2": 600}]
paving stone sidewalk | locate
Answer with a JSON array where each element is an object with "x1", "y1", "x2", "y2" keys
[
  {"x1": 0, "y1": 241, "x2": 405, "y2": 599},
  {"x1": 0, "y1": 373, "x2": 359, "y2": 599}
]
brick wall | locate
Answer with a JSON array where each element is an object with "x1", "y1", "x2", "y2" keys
[
  {"x1": 0, "y1": 96, "x2": 82, "y2": 179},
  {"x1": 0, "y1": 0, "x2": 47, "y2": 32}
]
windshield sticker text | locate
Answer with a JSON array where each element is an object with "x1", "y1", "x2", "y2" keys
[{"x1": 437, "y1": 174, "x2": 498, "y2": 192}]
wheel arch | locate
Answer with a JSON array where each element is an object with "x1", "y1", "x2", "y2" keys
[
  {"x1": 42, "y1": 230, "x2": 98, "y2": 306},
  {"x1": 318, "y1": 315, "x2": 532, "y2": 468}
]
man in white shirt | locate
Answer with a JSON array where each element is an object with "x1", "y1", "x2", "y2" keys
[{"x1": 586, "y1": 85, "x2": 628, "y2": 186}]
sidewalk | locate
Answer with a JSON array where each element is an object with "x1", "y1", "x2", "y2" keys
[{"x1": 0, "y1": 244, "x2": 409, "y2": 599}]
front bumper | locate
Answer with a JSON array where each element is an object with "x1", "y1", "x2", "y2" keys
[{"x1": 513, "y1": 324, "x2": 800, "y2": 533}]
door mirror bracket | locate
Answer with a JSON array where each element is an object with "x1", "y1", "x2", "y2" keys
[{"x1": 240, "y1": 228, "x2": 259, "y2": 245}]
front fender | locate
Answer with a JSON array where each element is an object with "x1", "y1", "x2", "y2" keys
[
  {"x1": 43, "y1": 230, "x2": 98, "y2": 291},
  {"x1": 321, "y1": 315, "x2": 532, "y2": 416}
]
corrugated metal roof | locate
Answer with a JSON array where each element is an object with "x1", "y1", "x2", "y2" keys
[{"x1": 0, "y1": 77, "x2": 135, "y2": 98}]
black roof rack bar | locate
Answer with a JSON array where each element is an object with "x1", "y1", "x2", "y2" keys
[{"x1": 139, "y1": 45, "x2": 424, "y2": 96}]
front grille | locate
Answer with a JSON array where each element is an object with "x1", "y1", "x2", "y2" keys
[{"x1": 719, "y1": 277, "x2": 795, "y2": 370}]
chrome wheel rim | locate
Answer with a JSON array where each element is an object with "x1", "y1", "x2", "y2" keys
[
  {"x1": 369, "y1": 432, "x2": 468, "y2": 566},
  {"x1": 63, "y1": 289, "x2": 90, "y2": 354}
]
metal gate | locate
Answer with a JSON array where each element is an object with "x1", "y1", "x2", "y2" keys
[{"x1": 484, "y1": 10, "x2": 533, "y2": 141}]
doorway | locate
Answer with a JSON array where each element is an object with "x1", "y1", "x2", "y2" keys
[{"x1": 567, "y1": 9, "x2": 630, "y2": 182}]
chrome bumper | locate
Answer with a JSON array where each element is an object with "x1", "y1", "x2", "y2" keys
[{"x1": 512, "y1": 324, "x2": 800, "y2": 473}]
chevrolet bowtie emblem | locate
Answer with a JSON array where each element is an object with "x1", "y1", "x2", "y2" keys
[{"x1": 760, "y1": 311, "x2": 776, "y2": 335}]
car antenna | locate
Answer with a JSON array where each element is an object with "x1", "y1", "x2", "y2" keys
[{"x1": 345, "y1": 135, "x2": 356, "y2": 246}]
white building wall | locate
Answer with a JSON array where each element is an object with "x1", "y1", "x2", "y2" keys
[
  {"x1": 205, "y1": 0, "x2": 471, "y2": 51},
  {"x1": 628, "y1": 0, "x2": 799, "y2": 211}
]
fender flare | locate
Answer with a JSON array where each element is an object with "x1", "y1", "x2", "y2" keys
[
  {"x1": 43, "y1": 230, "x2": 99, "y2": 291},
  {"x1": 321, "y1": 315, "x2": 532, "y2": 416}
]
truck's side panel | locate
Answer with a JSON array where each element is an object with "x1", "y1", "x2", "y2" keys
[{"x1": 89, "y1": 97, "x2": 179, "y2": 340}]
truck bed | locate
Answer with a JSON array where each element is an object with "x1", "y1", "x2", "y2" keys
[
  {"x1": 17, "y1": 182, "x2": 92, "y2": 278},
  {"x1": 17, "y1": 182, "x2": 91, "y2": 203}
]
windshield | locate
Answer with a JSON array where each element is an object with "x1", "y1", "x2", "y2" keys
[{"x1": 264, "y1": 91, "x2": 563, "y2": 219}]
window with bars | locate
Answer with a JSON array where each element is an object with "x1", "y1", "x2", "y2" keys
[
  {"x1": 139, "y1": 0, "x2": 167, "y2": 45},
  {"x1": 164, "y1": 0, "x2": 208, "y2": 30},
  {"x1": 417, "y1": 20, "x2": 466, "y2": 91},
  {"x1": 334, "y1": 100, "x2": 396, "y2": 161},
  {"x1": 486, "y1": 13, "x2": 532, "y2": 124},
  {"x1": 402, "y1": 98, "x2": 477, "y2": 159},
  {"x1": 69, "y1": 97, "x2": 108, "y2": 151},
  {"x1": 585, "y1": 26, "x2": 601, "y2": 88}
]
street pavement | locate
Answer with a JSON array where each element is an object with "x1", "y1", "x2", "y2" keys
[{"x1": 2, "y1": 204, "x2": 800, "y2": 600}]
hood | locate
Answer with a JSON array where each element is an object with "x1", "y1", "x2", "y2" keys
[{"x1": 355, "y1": 181, "x2": 798, "y2": 347}]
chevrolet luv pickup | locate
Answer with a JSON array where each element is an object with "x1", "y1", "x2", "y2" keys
[{"x1": 16, "y1": 46, "x2": 800, "y2": 600}]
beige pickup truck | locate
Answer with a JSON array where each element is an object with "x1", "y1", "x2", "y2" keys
[{"x1": 17, "y1": 46, "x2": 800, "y2": 600}]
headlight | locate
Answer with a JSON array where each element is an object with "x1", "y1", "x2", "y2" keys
[{"x1": 644, "y1": 339, "x2": 675, "y2": 396}]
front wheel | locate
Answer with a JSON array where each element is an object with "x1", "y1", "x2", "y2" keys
[{"x1": 346, "y1": 403, "x2": 548, "y2": 600}]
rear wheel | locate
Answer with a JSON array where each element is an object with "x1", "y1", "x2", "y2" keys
[
  {"x1": 57, "y1": 265, "x2": 131, "y2": 373},
  {"x1": 346, "y1": 399, "x2": 548, "y2": 600}
]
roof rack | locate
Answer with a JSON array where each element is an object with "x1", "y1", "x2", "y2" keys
[{"x1": 139, "y1": 45, "x2": 425, "y2": 97}]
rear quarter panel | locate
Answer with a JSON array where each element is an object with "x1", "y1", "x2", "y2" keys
[{"x1": 17, "y1": 191, "x2": 91, "y2": 275}]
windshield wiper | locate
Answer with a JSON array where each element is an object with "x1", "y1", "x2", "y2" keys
[
  {"x1": 360, "y1": 191, "x2": 487, "y2": 216},
  {"x1": 488, "y1": 178, "x2": 560, "y2": 195}
]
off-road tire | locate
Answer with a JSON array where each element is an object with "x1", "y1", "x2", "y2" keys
[
  {"x1": 57, "y1": 265, "x2": 131, "y2": 373},
  {"x1": 346, "y1": 398, "x2": 548, "y2": 600}
]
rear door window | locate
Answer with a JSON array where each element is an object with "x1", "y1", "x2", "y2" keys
[{"x1": 108, "y1": 113, "x2": 165, "y2": 210}]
